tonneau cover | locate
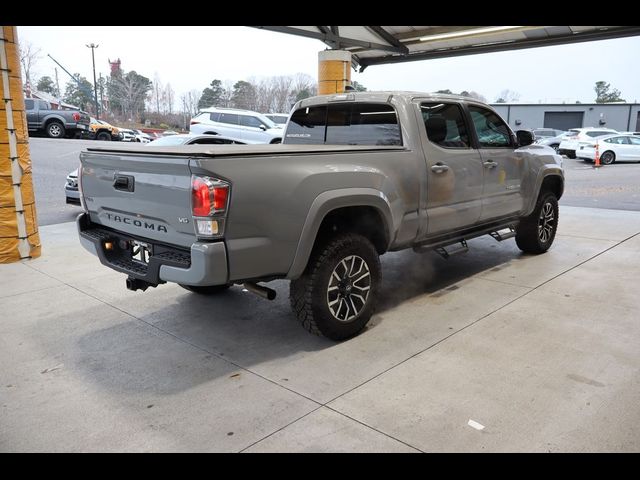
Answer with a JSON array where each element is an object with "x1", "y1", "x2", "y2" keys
[{"x1": 84, "y1": 143, "x2": 406, "y2": 157}]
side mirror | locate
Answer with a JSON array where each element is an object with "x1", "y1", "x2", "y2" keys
[
  {"x1": 259, "y1": 124, "x2": 267, "y2": 131},
  {"x1": 516, "y1": 130, "x2": 534, "y2": 147}
]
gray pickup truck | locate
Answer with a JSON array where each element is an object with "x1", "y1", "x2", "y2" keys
[
  {"x1": 77, "y1": 92, "x2": 564, "y2": 340},
  {"x1": 25, "y1": 98, "x2": 91, "y2": 138}
]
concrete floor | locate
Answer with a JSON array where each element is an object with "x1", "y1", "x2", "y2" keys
[{"x1": 1, "y1": 205, "x2": 639, "y2": 452}]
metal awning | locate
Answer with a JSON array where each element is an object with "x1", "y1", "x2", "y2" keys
[{"x1": 250, "y1": 26, "x2": 640, "y2": 71}]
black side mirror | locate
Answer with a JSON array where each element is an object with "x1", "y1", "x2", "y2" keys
[{"x1": 516, "y1": 130, "x2": 534, "y2": 147}]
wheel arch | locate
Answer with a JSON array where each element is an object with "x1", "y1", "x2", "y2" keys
[{"x1": 286, "y1": 189, "x2": 393, "y2": 279}]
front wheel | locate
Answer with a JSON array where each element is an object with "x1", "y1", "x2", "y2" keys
[
  {"x1": 96, "y1": 131, "x2": 111, "y2": 141},
  {"x1": 290, "y1": 233, "x2": 381, "y2": 341},
  {"x1": 515, "y1": 192, "x2": 559, "y2": 254}
]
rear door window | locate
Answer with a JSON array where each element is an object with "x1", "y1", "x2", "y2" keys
[
  {"x1": 420, "y1": 102, "x2": 470, "y2": 148},
  {"x1": 219, "y1": 113, "x2": 239, "y2": 125},
  {"x1": 25, "y1": 99, "x2": 34, "y2": 110}
]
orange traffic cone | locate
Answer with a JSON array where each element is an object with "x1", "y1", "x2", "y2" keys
[{"x1": 594, "y1": 141, "x2": 601, "y2": 168}]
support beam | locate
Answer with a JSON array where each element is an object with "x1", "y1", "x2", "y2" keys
[
  {"x1": 365, "y1": 26, "x2": 409, "y2": 54},
  {"x1": 250, "y1": 26, "x2": 408, "y2": 55},
  {"x1": 359, "y1": 26, "x2": 640, "y2": 71},
  {"x1": 0, "y1": 26, "x2": 41, "y2": 262}
]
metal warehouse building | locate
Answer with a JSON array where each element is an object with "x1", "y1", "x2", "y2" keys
[{"x1": 491, "y1": 103, "x2": 640, "y2": 132}]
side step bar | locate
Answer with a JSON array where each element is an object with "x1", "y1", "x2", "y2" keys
[
  {"x1": 413, "y1": 225, "x2": 518, "y2": 259},
  {"x1": 490, "y1": 227, "x2": 516, "y2": 242}
]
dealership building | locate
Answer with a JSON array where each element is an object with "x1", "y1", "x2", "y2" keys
[{"x1": 490, "y1": 103, "x2": 640, "y2": 132}]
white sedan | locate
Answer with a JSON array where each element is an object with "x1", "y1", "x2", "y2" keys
[{"x1": 576, "y1": 134, "x2": 640, "y2": 165}]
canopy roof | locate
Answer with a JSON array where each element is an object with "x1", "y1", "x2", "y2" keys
[{"x1": 250, "y1": 26, "x2": 640, "y2": 71}]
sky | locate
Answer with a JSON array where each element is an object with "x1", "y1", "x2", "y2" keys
[{"x1": 16, "y1": 26, "x2": 640, "y2": 105}]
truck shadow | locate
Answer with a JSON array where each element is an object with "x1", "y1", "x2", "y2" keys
[{"x1": 74, "y1": 236, "x2": 523, "y2": 396}]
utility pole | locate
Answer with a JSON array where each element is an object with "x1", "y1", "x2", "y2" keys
[
  {"x1": 86, "y1": 43, "x2": 99, "y2": 119},
  {"x1": 54, "y1": 67, "x2": 61, "y2": 101},
  {"x1": 99, "y1": 72, "x2": 104, "y2": 114}
]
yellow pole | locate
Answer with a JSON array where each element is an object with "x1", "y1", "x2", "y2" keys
[
  {"x1": 318, "y1": 50, "x2": 351, "y2": 95},
  {"x1": 0, "y1": 26, "x2": 40, "y2": 263}
]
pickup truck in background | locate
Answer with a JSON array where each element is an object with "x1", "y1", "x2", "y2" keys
[
  {"x1": 77, "y1": 92, "x2": 564, "y2": 340},
  {"x1": 25, "y1": 98, "x2": 91, "y2": 139}
]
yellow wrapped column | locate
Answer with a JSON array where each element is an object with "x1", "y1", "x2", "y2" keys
[
  {"x1": 1, "y1": 26, "x2": 40, "y2": 262},
  {"x1": 318, "y1": 50, "x2": 351, "y2": 95}
]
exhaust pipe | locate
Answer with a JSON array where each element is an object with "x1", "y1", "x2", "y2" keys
[
  {"x1": 126, "y1": 277, "x2": 155, "y2": 292},
  {"x1": 243, "y1": 282, "x2": 277, "y2": 300}
]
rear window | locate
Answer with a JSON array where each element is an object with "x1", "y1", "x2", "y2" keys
[
  {"x1": 586, "y1": 131, "x2": 613, "y2": 138},
  {"x1": 285, "y1": 103, "x2": 401, "y2": 146}
]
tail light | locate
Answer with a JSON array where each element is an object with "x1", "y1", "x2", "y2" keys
[
  {"x1": 191, "y1": 176, "x2": 230, "y2": 238},
  {"x1": 73, "y1": 112, "x2": 80, "y2": 121}
]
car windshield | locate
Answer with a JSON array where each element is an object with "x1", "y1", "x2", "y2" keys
[{"x1": 147, "y1": 136, "x2": 189, "y2": 146}]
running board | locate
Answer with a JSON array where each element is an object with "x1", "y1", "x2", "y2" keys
[
  {"x1": 430, "y1": 240, "x2": 469, "y2": 259},
  {"x1": 490, "y1": 227, "x2": 516, "y2": 242}
]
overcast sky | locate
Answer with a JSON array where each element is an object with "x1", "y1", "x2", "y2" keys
[{"x1": 17, "y1": 26, "x2": 640, "y2": 105}]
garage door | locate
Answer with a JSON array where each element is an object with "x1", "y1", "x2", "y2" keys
[{"x1": 544, "y1": 112, "x2": 584, "y2": 130}]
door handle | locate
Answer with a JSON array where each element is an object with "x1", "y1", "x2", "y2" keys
[
  {"x1": 483, "y1": 160, "x2": 498, "y2": 169},
  {"x1": 431, "y1": 163, "x2": 450, "y2": 174}
]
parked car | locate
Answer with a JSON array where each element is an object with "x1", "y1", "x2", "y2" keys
[
  {"x1": 190, "y1": 107, "x2": 283, "y2": 144},
  {"x1": 534, "y1": 130, "x2": 574, "y2": 153},
  {"x1": 558, "y1": 127, "x2": 618, "y2": 158},
  {"x1": 132, "y1": 129, "x2": 153, "y2": 143},
  {"x1": 118, "y1": 128, "x2": 137, "y2": 142},
  {"x1": 575, "y1": 134, "x2": 640, "y2": 164},
  {"x1": 88, "y1": 117, "x2": 120, "y2": 141},
  {"x1": 24, "y1": 98, "x2": 90, "y2": 138},
  {"x1": 264, "y1": 113, "x2": 289, "y2": 126},
  {"x1": 65, "y1": 134, "x2": 245, "y2": 204},
  {"x1": 148, "y1": 134, "x2": 246, "y2": 146},
  {"x1": 533, "y1": 128, "x2": 566, "y2": 139}
]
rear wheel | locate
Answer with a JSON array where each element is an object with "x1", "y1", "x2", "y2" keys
[
  {"x1": 600, "y1": 151, "x2": 615, "y2": 165},
  {"x1": 46, "y1": 121, "x2": 65, "y2": 138},
  {"x1": 515, "y1": 191, "x2": 559, "y2": 254},
  {"x1": 290, "y1": 233, "x2": 381, "y2": 341},
  {"x1": 180, "y1": 283, "x2": 232, "y2": 294}
]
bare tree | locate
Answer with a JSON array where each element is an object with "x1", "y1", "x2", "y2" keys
[
  {"x1": 19, "y1": 41, "x2": 42, "y2": 89},
  {"x1": 220, "y1": 80, "x2": 234, "y2": 108},
  {"x1": 495, "y1": 89, "x2": 521, "y2": 103},
  {"x1": 165, "y1": 83, "x2": 174, "y2": 114},
  {"x1": 272, "y1": 76, "x2": 293, "y2": 112}
]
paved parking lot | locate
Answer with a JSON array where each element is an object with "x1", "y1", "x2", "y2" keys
[{"x1": 1, "y1": 206, "x2": 639, "y2": 452}]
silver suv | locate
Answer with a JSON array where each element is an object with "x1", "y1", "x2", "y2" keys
[{"x1": 189, "y1": 107, "x2": 283, "y2": 144}]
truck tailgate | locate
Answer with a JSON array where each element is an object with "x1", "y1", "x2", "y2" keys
[{"x1": 80, "y1": 150, "x2": 195, "y2": 248}]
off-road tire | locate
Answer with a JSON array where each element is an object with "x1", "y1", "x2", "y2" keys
[
  {"x1": 515, "y1": 191, "x2": 559, "y2": 254},
  {"x1": 290, "y1": 233, "x2": 381, "y2": 341},
  {"x1": 96, "y1": 131, "x2": 111, "y2": 141}
]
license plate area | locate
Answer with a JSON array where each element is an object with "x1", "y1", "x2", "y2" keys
[{"x1": 131, "y1": 240, "x2": 152, "y2": 265}]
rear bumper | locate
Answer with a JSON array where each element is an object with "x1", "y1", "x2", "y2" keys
[{"x1": 77, "y1": 213, "x2": 228, "y2": 287}]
